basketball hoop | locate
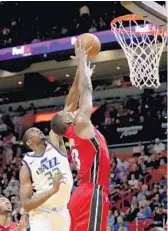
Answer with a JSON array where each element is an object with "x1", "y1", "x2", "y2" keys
[{"x1": 111, "y1": 14, "x2": 167, "y2": 89}]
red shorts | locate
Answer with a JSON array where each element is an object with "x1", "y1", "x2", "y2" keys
[{"x1": 69, "y1": 184, "x2": 109, "y2": 231}]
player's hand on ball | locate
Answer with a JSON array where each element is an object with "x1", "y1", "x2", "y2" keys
[
  {"x1": 71, "y1": 38, "x2": 91, "y2": 61},
  {"x1": 52, "y1": 173, "x2": 66, "y2": 193}
]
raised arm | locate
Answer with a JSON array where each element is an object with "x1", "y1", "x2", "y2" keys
[
  {"x1": 19, "y1": 165, "x2": 64, "y2": 212},
  {"x1": 64, "y1": 69, "x2": 79, "y2": 113},
  {"x1": 49, "y1": 129, "x2": 67, "y2": 155},
  {"x1": 74, "y1": 43, "x2": 95, "y2": 139}
]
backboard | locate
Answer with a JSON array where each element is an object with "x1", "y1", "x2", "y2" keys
[{"x1": 121, "y1": 1, "x2": 167, "y2": 31}]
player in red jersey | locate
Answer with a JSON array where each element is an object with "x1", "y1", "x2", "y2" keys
[
  {"x1": 0, "y1": 197, "x2": 26, "y2": 231},
  {"x1": 51, "y1": 41, "x2": 110, "y2": 231}
]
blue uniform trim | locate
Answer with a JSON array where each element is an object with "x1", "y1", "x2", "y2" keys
[
  {"x1": 25, "y1": 142, "x2": 48, "y2": 158},
  {"x1": 26, "y1": 152, "x2": 45, "y2": 158},
  {"x1": 22, "y1": 159, "x2": 33, "y2": 183},
  {"x1": 25, "y1": 141, "x2": 67, "y2": 158},
  {"x1": 47, "y1": 141, "x2": 67, "y2": 158}
]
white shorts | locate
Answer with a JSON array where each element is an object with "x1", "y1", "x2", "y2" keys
[{"x1": 29, "y1": 206, "x2": 70, "y2": 231}]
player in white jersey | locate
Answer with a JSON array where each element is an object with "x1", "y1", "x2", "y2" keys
[{"x1": 19, "y1": 127, "x2": 73, "y2": 231}]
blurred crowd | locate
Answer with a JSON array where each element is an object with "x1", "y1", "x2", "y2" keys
[
  {"x1": 0, "y1": 127, "x2": 166, "y2": 230},
  {"x1": 0, "y1": 68, "x2": 167, "y2": 107},
  {"x1": 103, "y1": 94, "x2": 167, "y2": 127},
  {"x1": 0, "y1": 135, "x2": 166, "y2": 230},
  {"x1": 0, "y1": 1, "x2": 167, "y2": 231},
  {"x1": 96, "y1": 92, "x2": 167, "y2": 145},
  {"x1": 0, "y1": 1, "x2": 165, "y2": 48},
  {"x1": 0, "y1": 76, "x2": 133, "y2": 105},
  {"x1": 106, "y1": 146, "x2": 167, "y2": 231},
  {"x1": 0, "y1": 89, "x2": 167, "y2": 231},
  {"x1": 0, "y1": 1, "x2": 129, "y2": 48}
]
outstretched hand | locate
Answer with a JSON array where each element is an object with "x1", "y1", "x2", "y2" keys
[
  {"x1": 71, "y1": 39, "x2": 96, "y2": 78},
  {"x1": 71, "y1": 38, "x2": 91, "y2": 61}
]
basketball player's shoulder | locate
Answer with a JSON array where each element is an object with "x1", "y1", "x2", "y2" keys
[
  {"x1": 23, "y1": 151, "x2": 34, "y2": 158},
  {"x1": 64, "y1": 124, "x2": 75, "y2": 139},
  {"x1": 46, "y1": 141, "x2": 68, "y2": 158},
  {"x1": 22, "y1": 151, "x2": 35, "y2": 165}
]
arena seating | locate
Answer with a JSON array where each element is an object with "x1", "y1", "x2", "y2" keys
[
  {"x1": 0, "y1": 2, "x2": 130, "y2": 48},
  {"x1": 0, "y1": 2, "x2": 167, "y2": 230}
]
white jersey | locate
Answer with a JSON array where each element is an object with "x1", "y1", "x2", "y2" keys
[{"x1": 22, "y1": 142, "x2": 73, "y2": 210}]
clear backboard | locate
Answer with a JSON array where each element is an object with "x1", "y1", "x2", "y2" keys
[
  {"x1": 110, "y1": 1, "x2": 167, "y2": 88},
  {"x1": 121, "y1": 1, "x2": 167, "y2": 31}
]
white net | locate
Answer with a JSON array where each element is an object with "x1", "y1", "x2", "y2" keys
[{"x1": 111, "y1": 15, "x2": 167, "y2": 89}]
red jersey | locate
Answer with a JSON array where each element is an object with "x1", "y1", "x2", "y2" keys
[
  {"x1": 65, "y1": 125, "x2": 110, "y2": 188},
  {"x1": 0, "y1": 222, "x2": 17, "y2": 231}
]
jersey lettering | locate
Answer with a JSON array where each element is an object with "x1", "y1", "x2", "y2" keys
[
  {"x1": 36, "y1": 157, "x2": 60, "y2": 175},
  {"x1": 23, "y1": 142, "x2": 73, "y2": 209},
  {"x1": 41, "y1": 157, "x2": 60, "y2": 172}
]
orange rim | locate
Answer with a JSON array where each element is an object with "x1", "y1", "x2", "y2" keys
[
  {"x1": 111, "y1": 14, "x2": 167, "y2": 35},
  {"x1": 111, "y1": 14, "x2": 144, "y2": 24}
]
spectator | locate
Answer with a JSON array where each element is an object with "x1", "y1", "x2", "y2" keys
[
  {"x1": 61, "y1": 26, "x2": 68, "y2": 36},
  {"x1": 153, "y1": 206, "x2": 166, "y2": 228},
  {"x1": 128, "y1": 163, "x2": 140, "y2": 180},
  {"x1": 159, "y1": 176, "x2": 167, "y2": 188},
  {"x1": 11, "y1": 18, "x2": 17, "y2": 27},
  {"x1": 2, "y1": 27, "x2": 10, "y2": 35},
  {"x1": 4, "y1": 146, "x2": 13, "y2": 165},
  {"x1": 153, "y1": 138, "x2": 165, "y2": 154},
  {"x1": 137, "y1": 184, "x2": 151, "y2": 202},
  {"x1": 116, "y1": 158, "x2": 129, "y2": 170},
  {"x1": 139, "y1": 195, "x2": 148, "y2": 208},
  {"x1": 118, "y1": 228, "x2": 129, "y2": 231},
  {"x1": 114, "y1": 215, "x2": 129, "y2": 231},
  {"x1": 144, "y1": 223, "x2": 165, "y2": 231},
  {"x1": 107, "y1": 226, "x2": 112, "y2": 231},
  {"x1": 79, "y1": 5, "x2": 91, "y2": 33},
  {"x1": 151, "y1": 185, "x2": 160, "y2": 199},
  {"x1": 0, "y1": 116, "x2": 7, "y2": 133},
  {"x1": 150, "y1": 194, "x2": 161, "y2": 211},
  {"x1": 159, "y1": 185, "x2": 167, "y2": 202},
  {"x1": 31, "y1": 35, "x2": 41, "y2": 43},
  {"x1": 128, "y1": 174, "x2": 139, "y2": 189},
  {"x1": 133, "y1": 141, "x2": 144, "y2": 157},
  {"x1": 131, "y1": 195, "x2": 138, "y2": 207},
  {"x1": 99, "y1": 17, "x2": 107, "y2": 30},
  {"x1": 89, "y1": 24, "x2": 97, "y2": 33},
  {"x1": 137, "y1": 200, "x2": 152, "y2": 220},
  {"x1": 125, "y1": 203, "x2": 139, "y2": 222},
  {"x1": 79, "y1": 5, "x2": 90, "y2": 16},
  {"x1": 125, "y1": 196, "x2": 139, "y2": 221},
  {"x1": 3, "y1": 175, "x2": 19, "y2": 197},
  {"x1": 107, "y1": 209, "x2": 115, "y2": 230},
  {"x1": 3, "y1": 131, "x2": 17, "y2": 146}
]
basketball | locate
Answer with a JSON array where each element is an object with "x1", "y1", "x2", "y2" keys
[{"x1": 75, "y1": 33, "x2": 101, "y2": 59}]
